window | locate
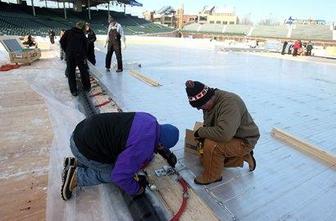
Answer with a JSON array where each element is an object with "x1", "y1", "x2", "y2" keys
[
  {"x1": 229, "y1": 21, "x2": 235, "y2": 24},
  {"x1": 210, "y1": 21, "x2": 214, "y2": 24},
  {"x1": 216, "y1": 21, "x2": 221, "y2": 24},
  {"x1": 223, "y1": 21, "x2": 228, "y2": 24},
  {"x1": 199, "y1": 16, "x2": 207, "y2": 21}
]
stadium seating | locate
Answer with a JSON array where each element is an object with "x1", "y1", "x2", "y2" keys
[
  {"x1": 183, "y1": 24, "x2": 252, "y2": 36},
  {"x1": 183, "y1": 22, "x2": 333, "y2": 40},
  {"x1": 199, "y1": 24, "x2": 224, "y2": 33},
  {"x1": 291, "y1": 24, "x2": 332, "y2": 41},
  {"x1": 225, "y1": 25, "x2": 252, "y2": 35},
  {"x1": 182, "y1": 23, "x2": 201, "y2": 32},
  {"x1": 0, "y1": 2, "x2": 173, "y2": 36},
  {"x1": 251, "y1": 25, "x2": 288, "y2": 38},
  {"x1": 1, "y1": 2, "x2": 332, "y2": 41}
]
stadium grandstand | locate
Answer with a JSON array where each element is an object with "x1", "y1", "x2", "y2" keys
[
  {"x1": 182, "y1": 23, "x2": 334, "y2": 41},
  {"x1": 180, "y1": 6, "x2": 335, "y2": 41},
  {"x1": 0, "y1": 1, "x2": 174, "y2": 36},
  {"x1": 1, "y1": 0, "x2": 336, "y2": 221}
]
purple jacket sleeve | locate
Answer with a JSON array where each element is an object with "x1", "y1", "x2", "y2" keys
[{"x1": 111, "y1": 113, "x2": 158, "y2": 195}]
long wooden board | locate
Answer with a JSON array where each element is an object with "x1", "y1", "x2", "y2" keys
[
  {"x1": 129, "y1": 70, "x2": 161, "y2": 87},
  {"x1": 146, "y1": 156, "x2": 219, "y2": 221},
  {"x1": 271, "y1": 127, "x2": 336, "y2": 165}
]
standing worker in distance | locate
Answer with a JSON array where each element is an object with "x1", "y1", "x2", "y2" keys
[
  {"x1": 61, "y1": 112, "x2": 179, "y2": 200},
  {"x1": 85, "y1": 23, "x2": 97, "y2": 65},
  {"x1": 105, "y1": 16, "x2": 125, "y2": 72},
  {"x1": 60, "y1": 21, "x2": 91, "y2": 96},
  {"x1": 48, "y1": 29, "x2": 55, "y2": 44},
  {"x1": 185, "y1": 80, "x2": 260, "y2": 185}
]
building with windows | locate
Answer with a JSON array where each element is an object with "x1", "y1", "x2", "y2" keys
[
  {"x1": 176, "y1": 5, "x2": 198, "y2": 29},
  {"x1": 197, "y1": 6, "x2": 238, "y2": 25},
  {"x1": 143, "y1": 6, "x2": 176, "y2": 27}
]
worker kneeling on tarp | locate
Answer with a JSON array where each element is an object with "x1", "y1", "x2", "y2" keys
[
  {"x1": 185, "y1": 80, "x2": 260, "y2": 185},
  {"x1": 61, "y1": 112, "x2": 179, "y2": 200}
]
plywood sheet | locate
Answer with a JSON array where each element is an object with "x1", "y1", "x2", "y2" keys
[
  {"x1": 146, "y1": 156, "x2": 219, "y2": 221},
  {"x1": 0, "y1": 74, "x2": 53, "y2": 220}
]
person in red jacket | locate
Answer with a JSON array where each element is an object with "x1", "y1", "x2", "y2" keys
[{"x1": 293, "y1": 40, "x2": 301, "y2": 56}]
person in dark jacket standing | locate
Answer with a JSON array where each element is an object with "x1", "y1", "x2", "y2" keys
[
  {"x1": 60, "y1": 21, "x2": 91, "y2": 96},
  {"x1": 185, "y1": 80, "x2": 260, "y2": 185},
  {"x1": 48, "y1": 29, "x2": 55, "y2": 44},
  {"x1": 61, "y1": 112, "x2": 179, "y2": 200},
  {"x1": 59, "y1": 29, "x2": 66, "y2": 61},
  {"x1": 281, "y1": 41, "x2": 288, "y2": 55},
  {"x1": 85, "y1": 23, "x2": 96, "y2": 65},
  {"x1": 105, "y1": 16, "x2": 125, "y2": 72},
  {"x1": 306, "y1": 41, "x2": 313, "y2": 56}
]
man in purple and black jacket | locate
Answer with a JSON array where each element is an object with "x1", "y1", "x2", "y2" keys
[{"x1": 61, "y1": 112, "x2": 179, "y2": 201}]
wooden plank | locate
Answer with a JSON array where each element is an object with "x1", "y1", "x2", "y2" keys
[
  {"x1": 184, "y1": 129, "x2": 199, "y2": 155},
  {"x1": 184, "y1": 122, "x2": 203, "y2": 154},
  {"x1": 129, "y1": 70, "x2": 161, "y2": 87},
  {"x1": 88, "y1": 78, "x2": 120, "y2": 113},
  {"x1": 271, "y1": 128, "x2": 336, "y2": 165},
  {"x1": 146, "y1": 156, "x2": 219, "y2": 221}
]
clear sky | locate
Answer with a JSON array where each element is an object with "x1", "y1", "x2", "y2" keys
[
  {"x1": 126, "y1": 0, "x2": 336, "y2": 23},
  {"x1": 3, "y1": 0, "x2": 336, "y2": 23}
]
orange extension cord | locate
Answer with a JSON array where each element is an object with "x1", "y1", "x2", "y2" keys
[
  {"x1": 170, "y1": 177, "x2": 189, "y2": 221},
  {"x1": 0, "y1": 64, "x2": 21, "y2": 71}
]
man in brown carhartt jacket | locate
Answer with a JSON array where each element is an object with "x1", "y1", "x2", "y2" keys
[{"x1": 185, "y1": 80, "x2": 260, "y2": 185}]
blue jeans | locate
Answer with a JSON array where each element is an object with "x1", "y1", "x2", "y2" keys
[{"x1": 70, "y1": 135, "x2": 114, "y2": 187}]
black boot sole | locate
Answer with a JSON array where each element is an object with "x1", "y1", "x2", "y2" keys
[
  {"x1": 62, "y1": 157, "x2": 76, "y2": 181},
  {"x1": 63, "y1": 157, "x2": 76, "y2": 168},
  {"x1": 249, "y1": 151, "x2": 256, "y2": 171},
  {"x1": 194, "y1": 177, "x2": 223, "y2": 185},
  {"x1": 61, "y1": 166, "x2": 76, "y2": 201}
]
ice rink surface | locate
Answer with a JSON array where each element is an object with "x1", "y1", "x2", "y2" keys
[{"x1": 93, "y1": 41, "x2": 336, "y2": 220}]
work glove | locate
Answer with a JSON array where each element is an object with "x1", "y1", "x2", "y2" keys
[
  {"x1": 136, "y1": 174, "x2": 148, "y2": 194},
  {"x1": 194, "y1": 129, "x2": 200, "y2": 138},
  {"x1": 158, "y1": 148, "x2": 177, "y2": 168},
  {"x1": 166, "y1": 152, "x2": 177, "y2": 168},
  {"x1": 194, "y1": 129, "x2": 204, "y2": 143}
]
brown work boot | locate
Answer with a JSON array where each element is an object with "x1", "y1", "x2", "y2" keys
[
  {"x1": 194, "y1": 175, "x2": 222, "y2": 185},
  {"x1": 194, "y1": 139, "x2": 223, "y2": 185},
  {"x1": 224, "y1": 157, "x2": 244, "y2": 168},
  {"x1": 199, "y1": 154, "x2": 204, "y2": 166},
  {"x1": 244, "y1": 151, "x2": 256, "y2": 171}
]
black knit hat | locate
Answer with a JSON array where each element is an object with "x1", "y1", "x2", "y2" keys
[
  {"x1": 75, "y1": 20, "x2": 86, "y2": 31},
  {"x1": 185, "y1": 80, "x2": 214, "y2": 108}
]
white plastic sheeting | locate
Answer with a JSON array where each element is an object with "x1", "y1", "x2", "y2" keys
[
  {"x1": 0, "y1": 42, "x2": 10, "y2": 65},
  {"x1": 4, "y1": 51, "x2": 133, "y2": 221}
]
